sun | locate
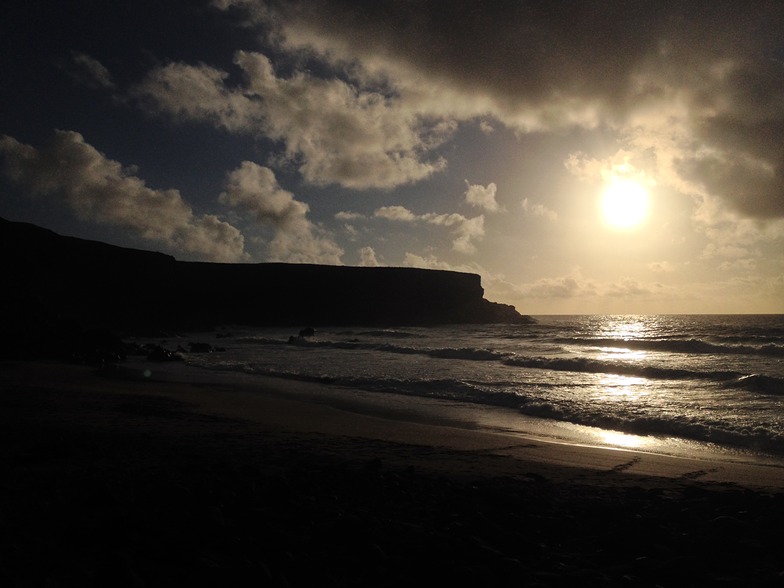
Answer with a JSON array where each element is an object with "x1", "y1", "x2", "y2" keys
[{"x1": 600, "y1": 178, "x2": 649, "y2": 229}]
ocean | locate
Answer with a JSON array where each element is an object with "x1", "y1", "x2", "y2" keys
[{"x1": 155, "y1": 315, "x2": 784, "y2": 465}]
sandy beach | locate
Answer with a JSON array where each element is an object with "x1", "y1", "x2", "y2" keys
[{"x1": 2, "y1": 359, "x2": 783, "y2": 587}]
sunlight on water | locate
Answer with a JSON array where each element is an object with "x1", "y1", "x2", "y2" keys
[
  {"x1": 599, "y1": 430, "x2": 650, "y2": 449},
  {"x1": 597, "y1": 315, "x2": 651, "y2": 339},
  {"x1": 596, "y1": 347, "x2": 648, "y2": 361},
  {"x1": 597, "y1": 374, "x2": 648, "y2": 401}
]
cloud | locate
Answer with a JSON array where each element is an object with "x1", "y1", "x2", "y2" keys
[
  {"x1": 334, "y1": 211, "x2": 365, "y2": 221},
  {"x1": 516, "y1": 271, "x2": 671, "y2": 303},
  {"x1": 374, "y1": 205, "x2": 485, "y2": 254},
  {"x1": 565, "y1": 149, "x2": 653, "y2": 186},
  {"x1": 676, "y1": 148, "x2": 784, "y2": 220},
  {"x1": 465, "y1": 181, "x2": 501, "y2": 212},
  {"x1": 524, "y1": 276, "x2": 589, "y2": 299},
  {"x1": 719, "y1": 258, "x2": 757, "y2": 273},
  {"x1": 214, "y1": 0, "x2": 784, "y2": 225},
  {"x1": 444, "y1": 215, "x2": 484, "y2": 254},
  {"x1": 219, "y1": 161, "x2": 343, "y2": 263},
  {"x1": 229, "y1": 2, "x2": 767, "y2": 121},
  {"x1": 0, "y1": 131, "x2": 245, "y2": 261},
  {"x1": 220, "y1": 161, "x2": 309, "y2": 226},
  {"x1": 133, "y1": 50, "x2": 451, "y2": 190},
  {"x1": 374, "y1": 205, "x2": 417, "y2": 222},
  {"x1": 479, "y1": 121, "x2": 495, "y2": 135},
  {"x1": 67, "y1": 52, "x2": 115, "y2": 89},
  {"x1": 133, "y1": 61, "x2": 262, "y2": 132},
  {"x1": 521, "y1": 198, "x2": 557, "y2": 221},
  {"x1": 648, "y1": 261, "x2": 675, "y2": 273},
  {"x1": 401, "y1": 252, "x2": 480, "y2": 275},
  {"x1": 358, "y1": 246, "x2": 380, "y2": 267},
  {"x1": 341, "y1": 223, "x2": 359, "y2": 240},
  {"x1": 604, "y1": 278, "x2": 655, "y2": 298}
]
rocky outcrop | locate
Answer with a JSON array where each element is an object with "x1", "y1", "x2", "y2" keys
[{"x1": 0, "y1": 217, "x2": 533, "y2": 356}]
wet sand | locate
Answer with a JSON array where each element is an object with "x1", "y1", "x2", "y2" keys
[{"x1": 2, "y1": 360, "x2": 783, "y2": 586}]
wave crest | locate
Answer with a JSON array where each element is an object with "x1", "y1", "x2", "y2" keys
[{"x1": 557, "y1": 337, "x2": 784, "y2": 357}]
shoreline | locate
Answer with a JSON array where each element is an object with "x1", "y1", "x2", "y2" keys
[
  {"x1": 8, "y1": 358, "x2": 784, "y2": 489},
  {"x1": 117, "y1": 356, "x2": 784, "y2": 485},
  {"x1": 2, "y1": 359, "x2": 783, "y2": 586}
]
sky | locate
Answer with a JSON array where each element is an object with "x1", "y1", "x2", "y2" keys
[{"x1": 2, "y1": 0, "x2": 783, "y2": 315}]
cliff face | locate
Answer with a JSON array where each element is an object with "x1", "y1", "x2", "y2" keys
[{"x1": 0, "y1": 218, "x2": 534, "y2": 343}]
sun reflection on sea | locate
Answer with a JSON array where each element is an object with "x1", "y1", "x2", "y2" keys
[
  {"x1": 597, "y1": 315, "x2": 651, "y2": 339},
  {"x1": 596, "y1": 347, "x2": 647, "y2": 362},
  {"x1": 599, "y1": 430, "x2": 650, "y2": 449},
  {"x1": 597, "y1": 373, "x2": 648, "y2": 401}
]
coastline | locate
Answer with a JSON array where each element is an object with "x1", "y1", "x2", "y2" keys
[{"x1": 2, "y1": 359, "x2": 783, "y2": 586}]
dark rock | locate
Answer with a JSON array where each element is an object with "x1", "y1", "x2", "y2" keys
[
  {"x1": 298, "y1": 327, "x2": 316, "y2": 338},
  {"x1": 0, "y1": 217, "x2": 536, "y2": 358},
  {"x1": 146, "y1": 346, "x2": 183, "y2": 362},
  {"x1": 188, "y1": 342, "x2": 213, "y2": 353}
]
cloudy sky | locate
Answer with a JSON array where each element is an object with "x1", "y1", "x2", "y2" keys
[{"x1": 2, "y1": 0, "x2": 783, "y2": 314}]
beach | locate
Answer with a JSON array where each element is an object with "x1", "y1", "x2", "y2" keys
[{"x1": 2, "y1": 360, "x2": 783, "y2": 587}]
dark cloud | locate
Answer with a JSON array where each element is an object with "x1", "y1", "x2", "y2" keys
[
  {"x1": 66, "y1": 51, "x2": 116, "y2": 89},
  {"x1": 259, "y1": 0, "x2": 782, "y2": 111},
  {"x1": 674, "y1": 58, "x2": 784, "y2": 219},
  {"x1": 676, "y1": 152, "x2": 784, "y2": 219}
]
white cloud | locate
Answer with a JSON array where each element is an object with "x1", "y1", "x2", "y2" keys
[
  {"x1": 479, "y1": 121, "x2": 495, "y2": 135},
  {"x1": 524, "y1": 276, "x2": 590, "y2": 299},
  {"x1": 133, "y1": 50, "x2": 451, "y2": 190},
  {"x1": 604, "y1": 278, "x2": 655, "y2": 298},
  {"x1": 719, "y1": 258, "x2": 757, "y2": 273},
  {"x1": 521, "y1": 198, "x2": 557, "y2": 221},
  {"x1": 401, "y1": 252, "x2": 479, "y2": 274},
  {"x1": 266, "y1": 229, "x2": 342, "y2": 264},
  {"x1": 220, "y1": 161, "x2": 309, "y2": 226},
  {"x1": 0, "y1": 131, "x2": 245, "y2": 261},
  {"x1": 465, "y1": 181, "x2": 501, "y2": 212},
  {"x1": 565, "y1": 149, "x2": 653, "y2": 186},
  {"x1": 334, "y1": 211, "x2": 365, "y2": 221},
  {"x1": 219, "y1": 161, "x2": 343, "y2": 264},
  {"x1": 442, "y1": 214, "x2": 484, "y2": 254},
  {"x1": 342, "y1": 224, "x2": 359, "y2": 240},
  {"x1": 358, "y1": 246, "x2": 380, "y2": 267},
  {"x1": 515, "y1": 271, "x2": 674, "y2": 305},
  {"x1": 648, "y1": 261, "x2": 675, "y2": 273},
  {"x1": 374, "y1": 205, "x2": 417, "y2": 222},
  {"x1": 374, "y1": 205, "x2": 484, "y2": 254},
  {"x1": 133, "y1": 61, "x2": 262, "y2": 132}
]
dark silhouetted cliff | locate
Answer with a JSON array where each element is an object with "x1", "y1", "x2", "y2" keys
[{"x1": 0, "y1": 218, "x2": 533, "y2": 356}]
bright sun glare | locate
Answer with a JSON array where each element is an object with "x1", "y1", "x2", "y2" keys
[{"x1": 601, "y1": 178, "x2": 649, "y2": 229}]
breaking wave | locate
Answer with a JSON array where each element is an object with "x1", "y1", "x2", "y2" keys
[
  {"x1": 230, "y1": 364, "x2": 784, "y2": 454},
  {"x1": 503, "y1": 356, "x2": 741, "y2": 382},
  {"x1": 555, "y1": 337, "x2": 784, "y2": 357},
  {"x1": 518, "y1": 400, "x2": 784, "y2": 454},
  {"x1": 233, "y1": 335, "x2": 784, "y2": 393}
]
